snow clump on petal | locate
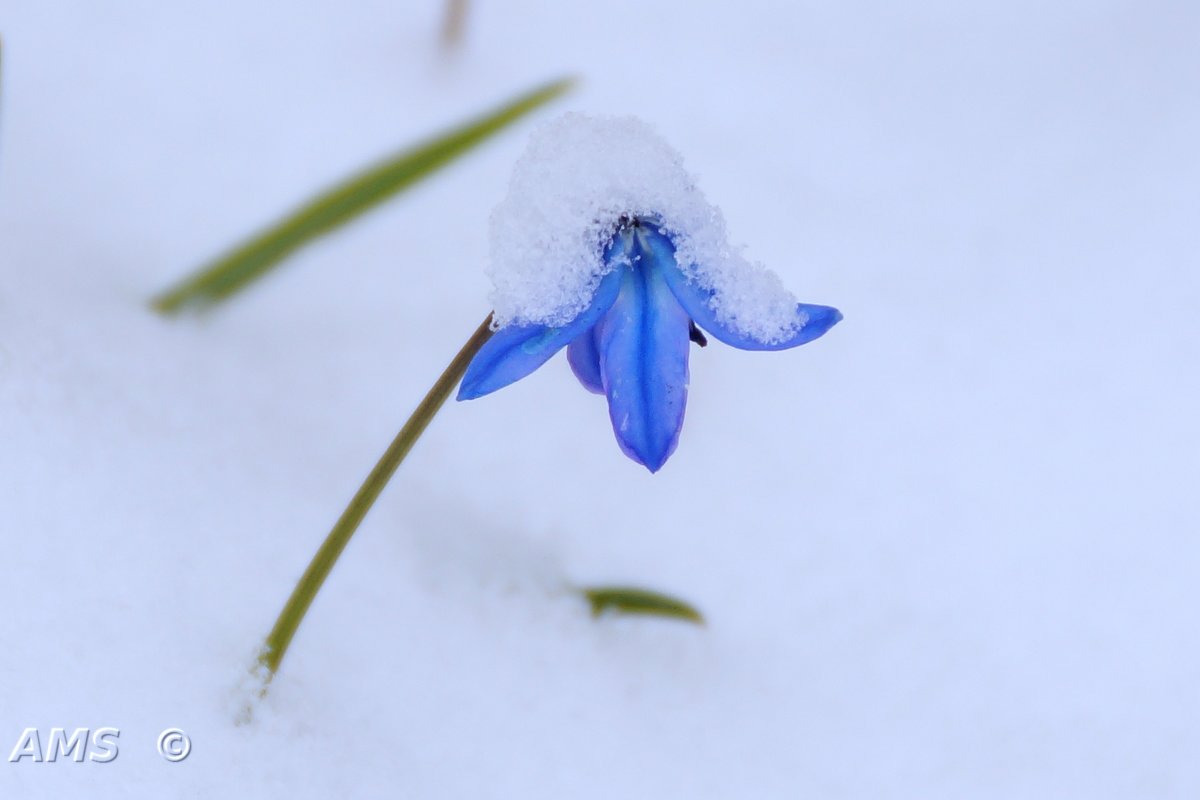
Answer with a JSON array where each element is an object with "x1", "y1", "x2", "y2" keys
[{"x1": 487, "y1": 113, "x2": 805, "y2": 344}]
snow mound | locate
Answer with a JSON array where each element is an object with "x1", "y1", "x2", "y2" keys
[{"x1": 487, "y1": 113, "x2": 803, "y2": 344}]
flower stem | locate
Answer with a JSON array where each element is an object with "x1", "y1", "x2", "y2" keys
[
  {"x1": 441, "y1": 0, "x2": 469, "y2": 47},
  {"x1": 258, "y1": 313, "x2": 494, "y2": 682}
]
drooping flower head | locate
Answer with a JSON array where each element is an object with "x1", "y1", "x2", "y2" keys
[{"x1": 458, "y1": 114, "x2": 841, "y2": 471}]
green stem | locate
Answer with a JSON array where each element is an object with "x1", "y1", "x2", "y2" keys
[{"x1": 258, "y1": 313, "x2": 494, "y2": 681}]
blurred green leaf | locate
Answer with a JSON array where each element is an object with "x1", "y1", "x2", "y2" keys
[
  {"x1": 152, "y1": 76, "x2": 575, "y2": 314},
  {"x1": 582, "y1": 586, "x2": 705, "y2": 625}
]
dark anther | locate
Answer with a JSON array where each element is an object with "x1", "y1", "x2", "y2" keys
[{"x1": 689, "y1": 322, "x2": 708, "y2": 347}]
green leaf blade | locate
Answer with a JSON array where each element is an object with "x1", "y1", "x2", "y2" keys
[
  {"x1": 152, "y1": 76, "x2": 575, "y2": 314},
  {"x1": 582, "y1": 585, "x2": 705, "y2": 625}
]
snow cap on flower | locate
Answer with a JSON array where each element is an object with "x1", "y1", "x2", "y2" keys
[
  {"x1": 464, "y1": 113, "x2": 841, "y2": 472},
  {"x1": 488, "y1": 113, "x2": 804, "y2": 345}
]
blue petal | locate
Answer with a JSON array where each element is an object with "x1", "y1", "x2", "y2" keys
[
  {"x1": 566, "y1": 327, "x2": 604, "y2": 394},
  {"x1": 641, "y1": 227, "x2": 843, "y2": 351},
  {"x1": 457, "y1": 268, "x2": 622, "y2": 400},
  {"x1": 596, "y1": 261, "x2": 692, "y2": 473}
]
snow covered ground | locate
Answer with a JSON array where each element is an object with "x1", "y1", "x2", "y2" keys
[{"x1": 2, "y1": 1, "x2": 1198, "y2": 797}]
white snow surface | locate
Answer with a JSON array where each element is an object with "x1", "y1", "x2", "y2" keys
[
  {"x1": 2, "y1": 2, "x2": 1200, "y2": 799},
  {"x1": 488, "y1": 113, "x2": 802, "y2": 342}
]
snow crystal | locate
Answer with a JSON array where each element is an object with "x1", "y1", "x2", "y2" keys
[{"x1": 487, "y1": 114, "x2": 804, "y2": 344}]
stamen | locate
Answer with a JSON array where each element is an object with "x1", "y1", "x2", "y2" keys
[{"x1": 689, "y1": 322, "x2": 708, "y2": 347}]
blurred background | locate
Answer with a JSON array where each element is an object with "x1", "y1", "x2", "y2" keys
[{"x1": 1, "y1": 1, "x2": 1198, "y2": 797}]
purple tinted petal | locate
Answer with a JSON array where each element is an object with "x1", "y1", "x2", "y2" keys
[
  {"x1": 457, "y1": 268, "x2": 622, "y2": 401},
  {"x1": 566, "y1": 327, "x2": 604, "y2": 394},
  {"x1": 596, "y1": 262, "x2": 691, "y2": 473},
  {"x1": 641, "y1": 226, "x2": 843, "y2": 351}
]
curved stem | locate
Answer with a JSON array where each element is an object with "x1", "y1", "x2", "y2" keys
[{"x1": 258, "y1": 314, "x2": 494, "y2": 682}]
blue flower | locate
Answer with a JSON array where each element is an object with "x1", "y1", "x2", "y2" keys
[{"x1": 457, "y1": 217, "x2": 841, "y2": 472}]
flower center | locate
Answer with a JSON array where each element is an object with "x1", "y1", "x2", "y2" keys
[{"x1": 608, "y1": 213, "x2": 666, "y2": 270}]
